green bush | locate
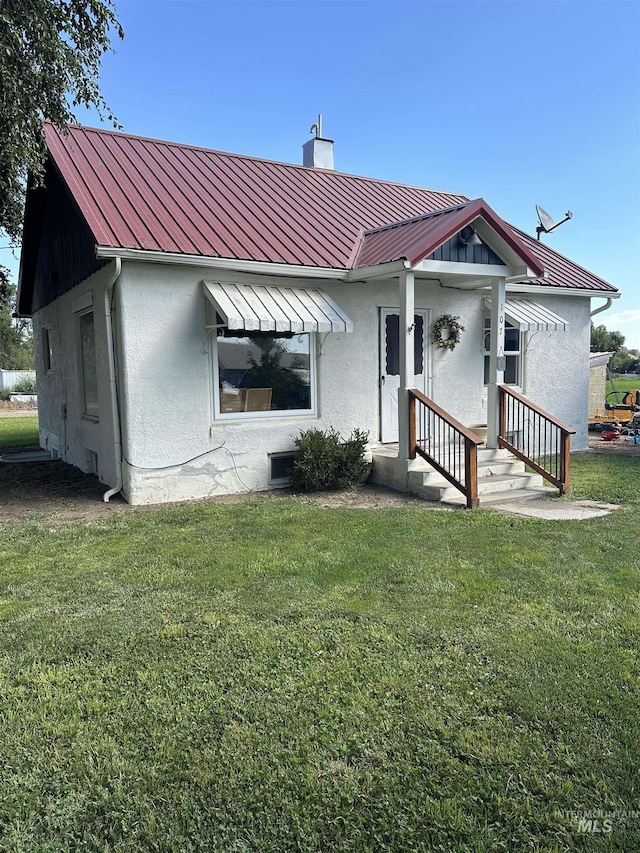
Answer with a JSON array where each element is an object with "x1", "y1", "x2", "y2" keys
[
  {"x1": 288, "y1": 427, "x2": 371, "y2": 491},
  {"x1": 11, "y1": 376, "x2": 36, "y2": 393}
]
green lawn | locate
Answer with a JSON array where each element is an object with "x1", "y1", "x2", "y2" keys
[
  {"x1": 0, "y1": 452, "x2": 638, "y2": 851},
  {"x1": 0, "y1": 413, "x2": 39, "y2": 450},
  {"x1": 607, "y1": 377, "x2": 640, "y2": 398}
]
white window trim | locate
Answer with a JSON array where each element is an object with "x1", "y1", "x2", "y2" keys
[
  {"x1": 483, "y1": 317, "x2": 524, "y2": 391},
  {"x1": 211, "y1": 328, "x2": 317, "y2": 422}
]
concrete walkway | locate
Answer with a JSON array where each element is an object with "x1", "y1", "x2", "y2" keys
[{"x1": 490, "y1": 498, "x2": 621, "y2": 520}]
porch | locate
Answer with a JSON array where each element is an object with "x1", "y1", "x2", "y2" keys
[{"x1": 372, "y1": 385, "x2": 575, "y2": 509}]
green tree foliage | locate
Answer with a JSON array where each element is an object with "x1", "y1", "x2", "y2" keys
[
  {"x1": 590, "y1": 322, "x2": 625, "y2": 353},
  {"x1": 591, "y1": 322, "x2": 639, "y2": 374},
  {"x1": 0, "y1": 266, "x2": 34, "y2": 368},
  {"x1": 0, "y1": 0, "x2": 124, "y2": 242}
]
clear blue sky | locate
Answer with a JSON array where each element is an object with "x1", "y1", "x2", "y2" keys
[{"x1": 4, "y1": 0, "x2": 640, "y2": 346}]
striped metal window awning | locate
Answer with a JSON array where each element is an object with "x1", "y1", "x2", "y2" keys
[
  {"x1": 484, "y1": 297, "x2": 568, "y2": 331},
  {"x1": 203, "y1": 281, "x2": 353, "y2": 333}
]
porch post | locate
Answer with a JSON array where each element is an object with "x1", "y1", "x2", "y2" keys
[
  {"x1": 487, "y1": 276, "x2": 506, "y2": 449},
  {"x1": 398, "y1": 268, "x2": 415, "y2": 460}
]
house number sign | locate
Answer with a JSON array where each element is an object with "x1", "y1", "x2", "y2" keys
[{"x1": 496, "y1": 299, "x2": 506, "y2": 374}]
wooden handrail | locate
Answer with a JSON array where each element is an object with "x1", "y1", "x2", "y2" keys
[
  {"x1": 409, "y1": 389, "x2": 482, "y2": 509},
  {"x1": 498, "y1": 385, "x2": 576, "y2": 495},
  {"x1": 409, "y1": 389, "x2": 485, "y2": 446},
  {"x1": 498, "y1": 385, "x2": 576, "y2": 435}
]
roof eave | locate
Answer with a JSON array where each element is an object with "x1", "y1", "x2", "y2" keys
[{"x1": 95, "y1": 245, "x2": 350, "y2": 279}]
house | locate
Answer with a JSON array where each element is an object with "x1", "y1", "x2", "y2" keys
[{"x1": 17, "y1": 123, "x2": 619, "y2": 506}]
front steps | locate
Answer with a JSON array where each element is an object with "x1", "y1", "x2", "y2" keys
[{"x1": 371, "y1": 446, "x2": 556, "y2": 507}]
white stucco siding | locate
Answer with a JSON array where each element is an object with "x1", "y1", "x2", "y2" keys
[
  {"x1": 422, "y1": 287, "x2": 591, "y2": 448},
  {"x1": 117, "y1": 264, "x2": 392, "y2": 504},
  {"x1": 31, "y1": 263, "x2": 119, "y2": 485},
  {"x1": 116, "y1": 264, "x2": 592, "y2": 504},
  {"x1": 426, "y1": 286, "x2": 487, "y2": 428},
  {"x1": 30, "y1": 258, "x2": 586, "y2": 505},
  {"x1": 117, "y1": 262, "x2": 212, "y2": 470},
  {"x1": 520, "y1": 294, "x2": 591, "y2": 450}
]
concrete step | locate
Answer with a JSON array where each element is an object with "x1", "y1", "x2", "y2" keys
[
  {"x1": 372, "y1": 444, "x2": 557, "y2": 509},
  {"x1": 477, "y1": 446, "x2": 520, "y2": 462},
  {"x1": 443, "y1": 486, "x2": 557, "y2": 507},
  {"x1": 408, "y1": 470, "x2": 547, "y2": 503},
  {"x1": 413, "y1": 458, "x2": 526, "y2": 487},
  {"x1": 478, "y1": 458, "x2": 526, "y2": 477}
]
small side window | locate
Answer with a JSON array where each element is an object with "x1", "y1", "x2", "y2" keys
[
  {"x1": 78, "y1": 309, "x2": 99, "y2": 419},
  {"x1": 484, "y1": 318, "x2": 522, "y2": 386},
  {"x1": 42, "y1": 327, "x2": 52, "y2": 372}
]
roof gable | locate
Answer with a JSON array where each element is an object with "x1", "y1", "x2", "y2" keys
[{"x1": 353, "y1": 199, "x2": 545, "y2": 276}]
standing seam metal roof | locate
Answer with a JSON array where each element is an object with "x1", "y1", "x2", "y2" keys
[
  {"x1": 43, "y1": 123, "x2": 468, "y2": 268},
  {"x1": 41, "y1": 123, "x2": 618, "y2": 293}
]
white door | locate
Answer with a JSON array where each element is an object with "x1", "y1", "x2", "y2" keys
[{"x1": 380, "y1": 308, "x2": 429, "y2": 443}]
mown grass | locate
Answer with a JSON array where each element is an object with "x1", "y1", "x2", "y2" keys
[
  {"x1": 0, "y1": 414, "x2": 39, "y2": 450},
  {"x1": 0, "y1": 452, "x2": 638, "y2": 851},
  {"x1": 607, "y1": 377, "x2": 640, "y2": 398}
]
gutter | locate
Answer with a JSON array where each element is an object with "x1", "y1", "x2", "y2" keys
[
  {"x1": 501, "y1": 284, "x2": 620, "y2": 300},
  {"x1": 102, "y1": 257, "x2": 123, "y2": 502},
  {"x1": 96, "y1": 246, "x2": 349, "y2": 280},
  {"x1": 590, "y1": 297, "x2": 614, "y2": 317}
]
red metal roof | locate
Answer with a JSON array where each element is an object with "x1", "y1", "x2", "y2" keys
[
  {"x1": 354, "y1": 199, "x2": 546, "y2": 277},
  {"x1": 513, "y1": 227, "x2": 617, "y2": 293},
  {"x1": 42, "y1": 123, "x2": 617, "y2": 293},
  {"x1": 355, "y1": 204, "x2": 470, "y2": 267},
  {"x1": 43, "y1": 123, "x2": 466, "y2": 268}
]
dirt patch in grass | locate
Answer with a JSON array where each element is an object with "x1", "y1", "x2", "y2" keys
[
  {"x1": 0, "y1": 454, "x2": 440, "y2": 527},
  {"x1": 588, "y1": 432, "x2": 640, "y2": 455},
  {"x1": 0, "y1": 458, "x2": 129, "y2": 526},
  {"x1": 0, "y1": 404, "x2": 39, "y2": 416}
]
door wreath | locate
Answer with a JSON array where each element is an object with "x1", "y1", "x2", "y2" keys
[{"x1": 433, "y1": 314, "x2": 465, "y2": 350}]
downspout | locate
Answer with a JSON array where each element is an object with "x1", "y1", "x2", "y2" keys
[
  {"x1": 590, "y1": 297, "x2": 613, "y2": 318},
  {"x1": 103, "y1": 257, "x2": 122, "y2": 502}
]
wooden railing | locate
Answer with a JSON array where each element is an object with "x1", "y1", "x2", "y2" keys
[
  {"x1": 498, "y1": 385, "x2": 576, "y2": 494},
  {"x1": 409, "y1": 389, "x2": 483, "y2": 509}
]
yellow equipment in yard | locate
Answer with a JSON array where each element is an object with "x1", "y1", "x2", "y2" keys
[{"x1": 589, "y1": 389, "x2": 640, "y2": 431}]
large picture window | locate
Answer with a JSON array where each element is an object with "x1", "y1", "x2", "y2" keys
[
  {"x1": 215, "y1": 330, "x2": 314, "y2": 417},
  {"x1": 484, "y1": 318, "x2": 521, "y2": 386},
  {"x1": 78, "y1": 310, "x2": 99, "y2": 418}
]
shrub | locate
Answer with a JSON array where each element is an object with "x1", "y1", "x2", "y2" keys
[
  {"x1": 288, "y1": 427, "x2": 371, "y2": 491},
  {"x1": 11, "y1": 376, "x2": 36, "y2": 393}
]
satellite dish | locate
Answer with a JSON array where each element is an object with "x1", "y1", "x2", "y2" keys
[{"x1": 535, "y1": 205, "x2": 573, "y2": 241}]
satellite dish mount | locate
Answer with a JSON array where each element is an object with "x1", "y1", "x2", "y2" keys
[{"x1": 535, "y1": 205, "x2": 573, "y2": 241}]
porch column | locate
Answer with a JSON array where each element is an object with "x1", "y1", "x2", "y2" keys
[
  {"x1": 398, "y1": 268, "x2": 415, "y2": 460},
  {"x1": 487, "y1": 276, "x2": 506, "y2": 449}
]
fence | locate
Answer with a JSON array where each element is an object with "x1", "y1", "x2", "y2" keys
[{"x1": 0, "y1": 369, "x2": 36, "y2": 392}]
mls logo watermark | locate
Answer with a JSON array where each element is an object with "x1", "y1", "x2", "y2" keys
[
  {"x1": 576, "y1": 817, "x2": 613, "y2": 834},
  {"x1": 555, "y1": 809, "x2": 639, "y2": 834}
]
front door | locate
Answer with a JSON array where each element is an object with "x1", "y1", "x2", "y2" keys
[{"x1": 380, "y1": 308, "x2": 429, "y2": 443}]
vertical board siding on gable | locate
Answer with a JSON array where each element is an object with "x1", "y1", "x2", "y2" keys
[
  {"x1": 24, "y1": 161, "x2": 107, "y2": 315},
  {"x1": 428, "y1": 237, "x2": 506, "y2": 265}
]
